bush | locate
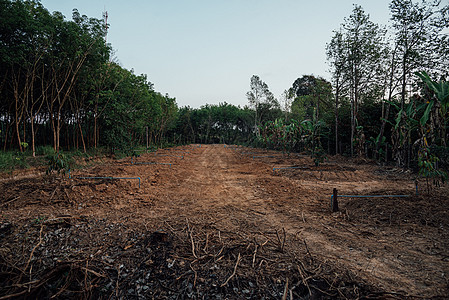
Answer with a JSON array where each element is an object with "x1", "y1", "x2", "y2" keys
[{"x1": 45, "y1": 152, "x2": 72, "y2": 175}]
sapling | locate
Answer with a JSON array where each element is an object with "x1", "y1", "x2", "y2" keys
[{"x1": 46, "y1": 152, "x2": 69, "y2": 175}]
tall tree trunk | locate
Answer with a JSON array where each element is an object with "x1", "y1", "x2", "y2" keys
[
  {"x1": 400, "y1": 53, "x2": 407, "y2": 110},
  {"x1": 334, "y1": 81, "x2": 340, "y2": 155},
  {"x1": 15, "y1": 111, "x2": 22, "y2": 152}
]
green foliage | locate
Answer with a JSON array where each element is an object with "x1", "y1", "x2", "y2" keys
[
  {"x1": 418, "y1": 139, "x2": 447, "y2": 192},
  {"x1": 419, "y1": 72, "x2": 449, "y2": 110},
  {"x1": 32, "y1": 215, "x2": 47, "y2": 225},
  {"x1": 0, "y1": 151, "x2": 28, "y2": 171},
  {"x1": 301, "y1": 116, "x2": 327, "y2": 166},
  {"x1": 429, "y1": 144, "x2": 449, "y2": 167},
  {"x1": 259, "y1": 118, "x2": 302, "y2": 153},
  {"x1": 290, "y1": 75, "x2": 333, "y2": 121},
  {"x1": 172, "y1": 102, "x2": 255, "y2": 145},
  {"x1": 369, "y1": 135, "x2": 387, "y2": 161},
  {"x1": 1, "y1": 0, "x2": 447, "y2": 178},
  {"x1": 311, "y1": 146, "x2": 327, "y2": 167},
  {"x1": 35, "y1": 146, "x2": 55, "y2": 156},
  {"x1": 46, "y1": 152, "x2": 70, "y2": 175},
  {"x1": 258, "y1": 113, "x2": 327, "y2": 166},
  {"x1": 415, "y1": 71, "x2": 449, "y2": 145}
]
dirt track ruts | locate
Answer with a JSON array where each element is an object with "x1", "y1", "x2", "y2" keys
[
  {"x1": 1, "y1": 144, "x2": 448, "y2": 297},
  {"x1": 134, "y1": 144, "x2": 448, "y2": 297}
]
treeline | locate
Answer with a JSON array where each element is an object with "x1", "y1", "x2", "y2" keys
[
  {"x1": 244, "y1": 1, "x2": 449, "y2": 177},
  {"x1": 1, "y1": 0, "x2": 449, "y2": 180},
  {"x1": 0, "y1": 0, "x2": 177, "y2": 156},
  {"x1": 326, "y1": 1, "x2": 449, "y2": 166}
]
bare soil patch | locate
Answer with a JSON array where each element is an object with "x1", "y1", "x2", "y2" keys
[{"x1": 1, "y1": 144, "x2": 448, "y2": 299}]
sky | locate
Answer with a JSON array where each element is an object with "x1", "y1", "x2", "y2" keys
[{"x1": 39, "y1": 0, "x2": 392, "y2": 108}]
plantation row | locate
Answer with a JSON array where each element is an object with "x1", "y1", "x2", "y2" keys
[{"x1": 1, "y1": 0, "x2": 448, "y2": 184}]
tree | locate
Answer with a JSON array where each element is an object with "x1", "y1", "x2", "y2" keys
[
  {"x1": 0, "y1": 0, "x2": 54, "y2": 153},
  {"x1": 289, "y1": 75, "x2": 332, "y2": 121},
  {"x1": 326, "y1": 29, "x2": 349, "y2": 154},
  {"x1": 280, "y1": 90, "x2": 294, "y2": 121},
  {"x1": 246, "y1": 75, "x2": 279, "y2": 136},
  {"x1": 338, "y1": 5, "x2": 387, "y2": 157},
  {"x1": 390, "y1": 0, "x2": 449, "y2": 109},
  {"x1": 0, "y1": 0, "x2": 181, "y2": 155},
  {"x1": 388, "y1": 0, "x2": 449, "y2": 166}
]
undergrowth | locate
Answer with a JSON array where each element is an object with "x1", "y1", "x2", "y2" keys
[
  {"x1": 0, "y1": 143, "x2": 188, "y2": 173},
  {"x1": 0, "y1": 151, "x2": 29, "y2": 172}
]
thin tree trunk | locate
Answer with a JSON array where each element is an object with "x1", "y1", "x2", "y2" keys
[
  {"x1": 335, "y1": 83, "x2": 339, "y2": 155},
  {"x1": 31, "y1": 121, "x2": 36, "y2": 156},
  {"x1": 401, "y1": 53, "x2": 407, "y2": 110},
  {"x1": 78, "y1": 120, "x2": 86, "y2": 153},
  {"x1": 3, "y1": 120, "x2": 11, "y2": 151}
]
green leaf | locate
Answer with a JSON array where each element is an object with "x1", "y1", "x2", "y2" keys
[{"x1": 420, "y1": 101, "x2": 434, "y2": 127}]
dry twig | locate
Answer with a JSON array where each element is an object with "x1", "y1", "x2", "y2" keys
[
  {"x1": 186, "y1": 219, "x2": 197, "y2": 258},
  {"x1": 203, "y1": 232, "x2": 209, "y2": 253},
  {"x1": 304, "y1": 239, "x2": 313, "y2": 263},
  {"x1": 276, "y1": 228, "x2": 286, "y2": 252},
  {"x1": 252, "y1": 244, "x2": 258, "y2": 268},
  {"x1": 220, "y1": 253, "x2": 241, "y2": 287},
  {"x1": 297, "y1": 264, "x2": 312, "y2": 296},
  {"x1": 21, "y1": 224, "x2": 44, "y2": 283},
  {"x1": 281, "y1": 278, "x2": 289, "y2": 300},
  {"x1": 0, "y1": 196, "x2": 20, "y2": 208}
]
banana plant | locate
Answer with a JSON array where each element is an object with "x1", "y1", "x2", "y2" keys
[
  {"x1": 301, "y1": 110, "x2": 327, "y2": 166},
  {"x1": 416, "y1": 71, "x2": 449, "y2": 122},
  {"x1": 415, "y1": 71, "x2": 449, "y2": 146},
  {"x1": 414, "y1": 71, "x2": 449, "y2": 190}
]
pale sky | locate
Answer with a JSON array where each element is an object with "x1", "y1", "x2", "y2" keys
[{"x1": 40, "y1": 0, "x2": 392, "y2": 108}]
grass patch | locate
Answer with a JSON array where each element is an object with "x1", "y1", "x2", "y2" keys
[{"x1": 0, "y1": 151, "x2": 29, "y2": 172}]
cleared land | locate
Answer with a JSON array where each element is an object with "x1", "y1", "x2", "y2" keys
[{"x1": 1, "y1": 144, "x2": 448, "y2": 299}]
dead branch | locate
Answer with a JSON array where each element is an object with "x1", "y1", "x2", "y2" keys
[
  {"x1": 304, "y1": 239, "x2": 313, "y2": 263},
  {"x1": 0, "y1": 196, "x2": 20, "y2": 208},
  {"x1": 21, "y1": 223, "x2": 44, "y2": 283},
  {"x1": 252, "y1": 244, "x2": 258, "y2": 268},
  {"x1": 276, "y1": 228, "x2": 286, "y2": 252},
  {"x1": 297, "y1": 264, "x2": 312, "y2": 296},
  {"x1": 186, "y1": 218, "x2": 197, "y2": 258},
  {"x1": 220, "y1": 253, "x2": 241, "y2": 287},
  {"x1": 203, "y1": 232, "x2": 209, "y2": 253},
  {"x1": 50, "y1": 187, "x2": 57, "y2": 200}
]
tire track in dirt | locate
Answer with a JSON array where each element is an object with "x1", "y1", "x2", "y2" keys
[
  {"x1": 2, "y1": 144, "x2": 447, "y2": 297},
  {"x1": 148, "y1": 144, "x2": 447, "y2": 297}
]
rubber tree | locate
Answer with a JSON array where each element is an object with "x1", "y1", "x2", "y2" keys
[{"x1": 0, "y1": 0, "x2": 52, "y2": 153}]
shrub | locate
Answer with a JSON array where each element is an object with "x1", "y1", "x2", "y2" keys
[{"x1": 46, "y1": 152, "x2": 71, "y2": 175}]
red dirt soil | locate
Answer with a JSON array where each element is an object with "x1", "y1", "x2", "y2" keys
[{"x1": 1, "y1": 144, "x2": 448, "y2": 299}]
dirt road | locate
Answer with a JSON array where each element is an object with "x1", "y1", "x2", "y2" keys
[{"x1": 1, "y1": 144, "x2": 448, "y2": 298}]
